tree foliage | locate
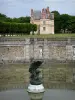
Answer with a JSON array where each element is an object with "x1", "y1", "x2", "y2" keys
[
  {"x1": 0, "y1": 13, "x2": 36, "y2": 36},
  {"x1": 51, "y1": 11, "x2": 75, "y2": 33},
  {"x1": 0, "y1": 13, "x2": 30, "y2": 23},
  {"x1": 0, "y1": 12, "x2": 75, "y2": 34},
  {"x1": 0, "y1": 22, "x2": 37, "y2": 36},
  {"x1": 60, "y1": 14, "x2": 70, "y2": 32},
  {"x1": 51, "y1": 11, "x2": 61, "y2": 33}
]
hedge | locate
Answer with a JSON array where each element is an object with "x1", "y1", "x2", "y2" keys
[{"x1": 0, "y1": 22, "x2": 37, "y2": 36}]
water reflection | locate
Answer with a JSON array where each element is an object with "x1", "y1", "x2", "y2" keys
[
  {"x1": 0, "y1": 62, "x2": 75, "y2": 90},
  {"x1": 0, "y1": 89, "x2": 75, "y2": 100}
]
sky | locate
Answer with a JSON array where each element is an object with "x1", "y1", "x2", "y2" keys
[{"x1": 0, "y1": 0, "x2": 75, "y2": 18}]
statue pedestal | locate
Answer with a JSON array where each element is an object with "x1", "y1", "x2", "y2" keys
[{"x1": 27, "y1": 84, "x2": 45, "y2": 100}]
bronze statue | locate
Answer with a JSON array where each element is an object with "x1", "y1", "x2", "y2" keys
[{"x1": 29, "y1": 61, "x2": 43, "y2": 85}]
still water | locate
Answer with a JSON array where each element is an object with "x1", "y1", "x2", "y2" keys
[{"x1": 0, "y1": 89, "x2": 75, "y2": 100}]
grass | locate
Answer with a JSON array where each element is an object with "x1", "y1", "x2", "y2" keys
[{"x1": 0, "y1": 33, "x2": 75, "y2": 39}]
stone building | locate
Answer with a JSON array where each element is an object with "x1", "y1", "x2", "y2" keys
[{"x1": 30, "y1": 7, "x2": 54, "y2": 34}]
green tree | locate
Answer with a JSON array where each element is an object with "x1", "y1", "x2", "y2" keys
[
  {"x1": 19, "y1": 16, "x2": 30, "y2": 23},
  {"x1": 0, "y1": 13, "x2": 7, "y2": 22},
  {"x1": 12, "y1": 18, "x2": 20, "y2": 23},
  {"x1": 24, "y1": 16, "x2": 30, "y2": 23},
  {"x1": 51, "y1": 11, "x2": 60, "y2": 17},
  {"x1": 67, "y1": 16, "x2": 75, "y2": 33},
  {"x1": 31, "y1": 24, "x2": 37, "y2": 35},
  {"x1": 5, "y1": 17, "x2": 12, "y2": 22},
  {"x1": 51, "y1": 11, "x2": 61, "y2": 33},
  {"x1": 60, "y1": 14, "x2": 70, "y2": 33}
]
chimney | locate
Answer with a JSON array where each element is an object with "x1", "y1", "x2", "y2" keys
[
  {"x1": 47, "y1": 7, "x2": 49, "y2": 12},
  {"x1": 31, "y1": 9, "x2": 33, "y2": 17},
  {"x1": 47, "y1": 7, "x2": 50, "y2": 19},
  {"x1": 41, "y1": 8, "x2": 44, "y2": 19},
  {"x1": 31, "y1": 9, "x2": 34, "y2": 23},
  {"x1": 41, "y1": 8, "x2": 46, "y2": 19}
]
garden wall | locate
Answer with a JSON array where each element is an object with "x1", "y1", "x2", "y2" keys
[
  {"x1": 0, "y1": 37, "x2": 75, "y2": 90},
  {"x1": 0, "y1": 38, "x2": 75, "y2": 63}
]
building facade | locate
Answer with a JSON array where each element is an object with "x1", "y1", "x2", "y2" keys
[{"x1": 30, "y1": 7, "x2": 54, "y2": 34}]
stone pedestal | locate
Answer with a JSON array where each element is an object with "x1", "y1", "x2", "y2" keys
[{"x1": 27, "y1": 84, "x2": 45, "y2": 100}]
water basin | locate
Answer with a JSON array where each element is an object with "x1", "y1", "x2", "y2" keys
[{"x1": 0, "y1": 89, "x2": 75, "y2": 100}]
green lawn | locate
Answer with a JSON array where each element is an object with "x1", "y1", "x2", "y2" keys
[{"x1": 1, "y1": 33, "x2": 75, "y2": 39}]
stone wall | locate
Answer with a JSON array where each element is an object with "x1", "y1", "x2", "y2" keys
[
  {"x1": 0, "y1": 38, "x2": 75, "y2": 90},
  {"x1": 0, "y1": 38, "x2": 75, "y2": 63}
]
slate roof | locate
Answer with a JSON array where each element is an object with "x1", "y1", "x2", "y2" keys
[
  {"x1": 33, "y1": 10, "x2": 41, "y2": 20},
  {"x1": 33, "y1": 10, "x2": 54, "y2": 20}
]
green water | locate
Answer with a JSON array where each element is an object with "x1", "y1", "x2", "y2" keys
[{"x1": 0, "y1": 62, "x2": 75, "y2": 90}]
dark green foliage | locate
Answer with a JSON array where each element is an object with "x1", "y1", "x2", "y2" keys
[
  {"x1": 67, "y1": 16, "x2": 75, "y2": 33},
  {"x1": 0, "y1": 13, "x2": 7, "y2": 22},
  {"x1": 0, "y1": 13, "x2": 6, "y2": 18},
  {"x1": 0, "y1": 13, "x2": 30, "y2": 23},
  {"x1": 60, "y1": 14, "x2": 70, "y2": 33},
  {"x1": 0, "y1": 22, "x2": 37, "y2": 36},
  {"x1": 0, "y1": 12, "x2": 75, "y2": 34},
  {"x1": 0, "y1": 13, "x2": 36, "y2": 36},
  {"x1": 54, "y1": 16, "x2": 61, "y2": 33},
  {"x1": 51, "y1": 11, "x2": 61, "y2": 33},
  {"x1": 18, "y1": 16, "x2": 30, "y2": 23},
  {"x1": 31, "y1": 24, "x2": 37, "y2": 35},
  {"x1": 51, "y1": 11, "x2": 75, "y2": 33},
  {"x1": 51, "y1": 11, "x2": 60, "y2": 17}
]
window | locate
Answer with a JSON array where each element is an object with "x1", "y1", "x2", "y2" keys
[
  {"x1": 43, "y1": 27, "x2": 46, "y2": 31},
  {"x1": 43, "y1": 21, "x2": 45, "y2": 24}
]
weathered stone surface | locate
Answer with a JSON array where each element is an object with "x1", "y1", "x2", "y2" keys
[{"x1": 0, "y1": 38, "x2": 75, "y2": 63}]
